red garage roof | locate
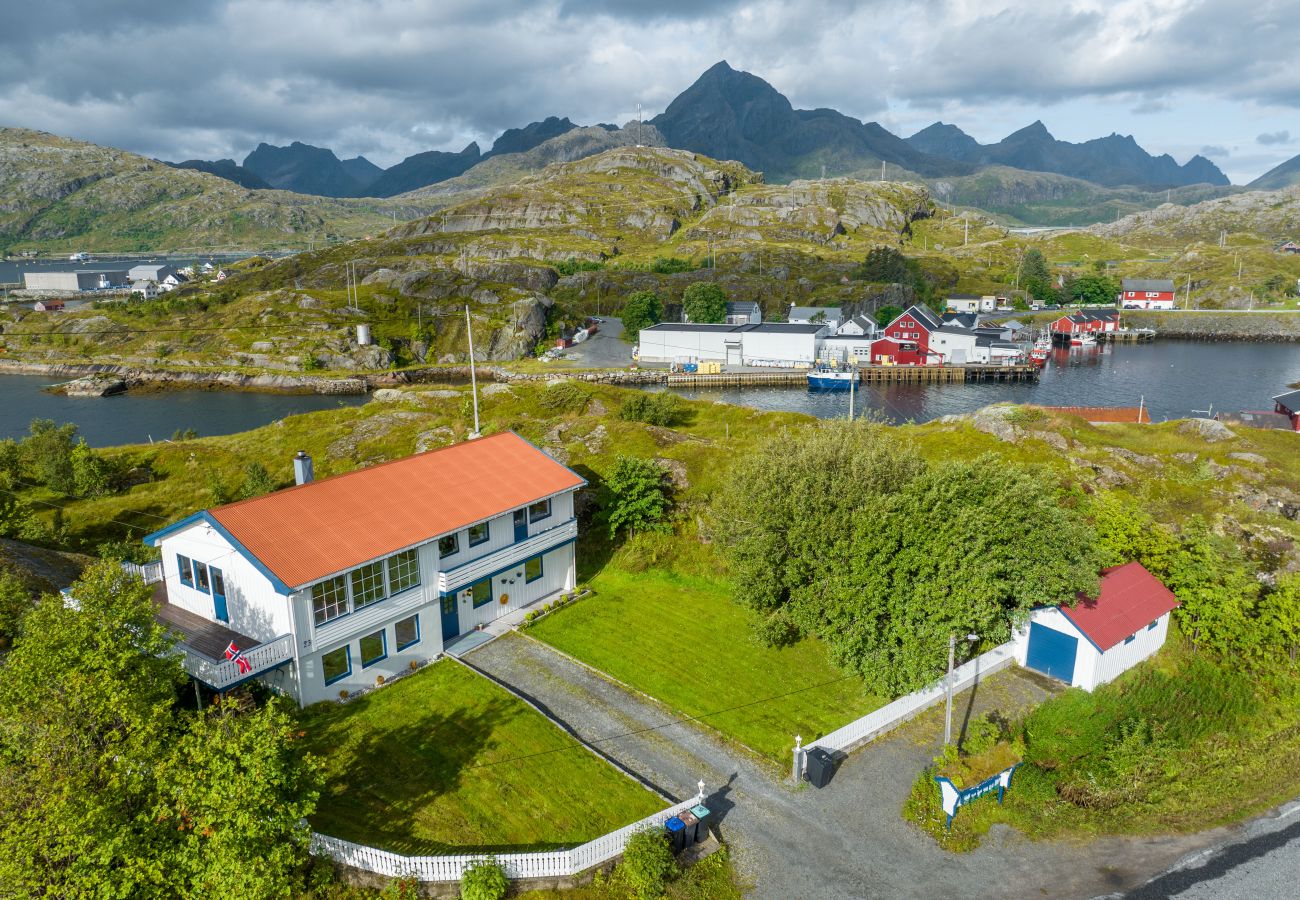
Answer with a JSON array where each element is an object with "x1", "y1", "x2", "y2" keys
[
  {"x1": 1059, "y1": 562, "x2": 1179, "y2": 651},
  {"x1": 208, "y1": 431, "x2": 584, "y2": 590}
]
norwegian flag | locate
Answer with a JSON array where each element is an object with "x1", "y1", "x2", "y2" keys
[{"x1": 224, "y1": 641, "x2": 252, "y2": 675}]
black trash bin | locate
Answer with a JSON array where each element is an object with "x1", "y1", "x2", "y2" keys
[
  {"x1": 804, "y1": 747, "x2": 835, "y2": 788},
  {"x1": 665, "y1": 816, "x2": 687, "y2": 852},
  {"x1": 690, "y1": 804, "x2": 710, "y2": 843},
  {"x1": 677, "y1": 809, "x2": 699, "y2": 845}
]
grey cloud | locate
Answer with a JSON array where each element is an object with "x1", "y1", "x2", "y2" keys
[
  {"x1": 1200, "y1": 145, "x2": 1229, "y2": 157},
  {"x1": 1257, "y1": 130, "x2": 1291, "y2": 145}
]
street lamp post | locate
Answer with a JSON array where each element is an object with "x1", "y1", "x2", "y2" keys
[{"x1": 944, "y1": 633, "x2": 980, "y2": 746}]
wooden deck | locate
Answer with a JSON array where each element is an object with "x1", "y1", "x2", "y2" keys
[
  {"x1": 152, "y1": 583, "x2": 258, "y2": 660},
  {"x1": 666, "y1": 364, "x2": 1039, "y2": 388}
]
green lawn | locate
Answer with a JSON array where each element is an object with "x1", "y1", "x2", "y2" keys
[
  {"x1": 527, "y1": 567, "x2": 886, "y2": 765},
  {"x1": 297, "y1": 660, "x2": 663, "y2": 854}
]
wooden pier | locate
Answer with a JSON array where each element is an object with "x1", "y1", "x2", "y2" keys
[
  {"x1": 665, "y1": 364, "x2": 1039, "y2": 388},
  {"x1": 1099, "y1": 329, "x2": 1156, "y2": 343}
]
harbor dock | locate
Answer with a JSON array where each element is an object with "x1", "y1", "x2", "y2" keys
[{"x1": 666, "y1": 364, "x2": 1039, "y2": 388}]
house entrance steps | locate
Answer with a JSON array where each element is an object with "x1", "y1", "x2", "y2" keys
[{"x1": 443, "y1": 588, "x2": 568, "y2": 658}]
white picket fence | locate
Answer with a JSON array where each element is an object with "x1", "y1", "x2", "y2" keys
[
  {"x1": 122, "y1": 560, "x2": 163, "y2": 585},
  {"x1": 311, "y1": 785, "x2": 705, "y2": 883},
  {"x1": 795, "y1": 642, "x2": 1016, "y2": 778}
]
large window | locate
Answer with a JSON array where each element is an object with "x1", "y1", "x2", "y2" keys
[
  {"x1": 387, "y1": 549, "x2": 419, "y2": 595},
  {"x1": 395, "y1": 614, "x2": 420, "y2": 650},
  {"x1": 359, "y1": 629, "x2": 387, "y2": 668},
  {"x1": 312, "y1": 574, "x2": 349, "y2": 625},
  {"x1": 471, "y1": 578, "x2": 492, "y2": 608},
  {"x1": 439, "y1": 534, "x2": 459, "y2": 558},
  {"x1": 350, "y1": 561, "x2": 385, "y2": 609},
  {"x1": 528, "y1": 498, "x2": 551, "y2": 523},
  {"x1": 468, "y1": 521, "x2": 490, "y2": 546},
  {"x1": 177, "y1": 555, "x2": 194, "y2": 587},
  {"x1": 322, "y1": 646, "x2": 351, "y2": 685},
  {"x1": 524, "y1": 555, "x2": 543, "y2": 583}
]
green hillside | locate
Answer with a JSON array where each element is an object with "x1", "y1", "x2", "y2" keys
[{"x1": 0, "y1": 128, "x2": 443, "y2": 254}]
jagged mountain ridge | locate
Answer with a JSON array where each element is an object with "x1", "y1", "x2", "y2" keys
[
  {"x1": 241, "y1": 141, "x2": 380, "y2": 197},
  {"x1": 1248, "y1": 153, "x2": 1300, "y2": 191},
  {"x1": 167, "y1": 158, "x2": 270, "y2": 190},
  {"x1": 907, "y1": 120, "x2": 1228, "y2": 188}
]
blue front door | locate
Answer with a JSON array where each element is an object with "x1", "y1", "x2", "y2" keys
[
  {"x1": 1025, "y1": 621, "x2": 1078, "y2": 684},
  {"x1": 210, "y1": 567, "x2": 229, "y2": 622},
  {"x1": 513, "y1": 508, "x2": 528, "y2": 542},
  {"x1": 440, "y1": 594, "x2": 460, "y2": 642}
]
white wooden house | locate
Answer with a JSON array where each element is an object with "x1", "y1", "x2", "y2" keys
[
  {"x1": 144, "y1": 432, "x2": 583, "y2": 705},
  {"x1": 1013, "y1": 562, "x2": 1179, "y2": 691}
]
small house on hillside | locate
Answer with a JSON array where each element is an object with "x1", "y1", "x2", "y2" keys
[
  {"x1": 33, "y1": 299, "x2": 65, "y2": 312},
  {"x1": 143, "y1": 433, "x2": 584, "y2": 705},
  {"x1": 1120, "y1": 278, "x2": 1176, "y2": 309},
  {"x1": 945, "y1": 293, "x2": 996, "y2": 313},
  {"x1": 788, "y1": 305, "x2": 843, "y2": 330},
  {"x1": 723, "y1": 301, "x2": 762, "y2": 325},
  {"x1": 131, "y1": 280, "x2": 159, "y2": 300},
  {"x1": 836, "y1": 313, "x2": 880, "y2": 338},
  {"x1": 1276, "y1": 241, "x2": 1300, "y2": 255},
  {"x1": 1013, "y1": 562, "x2": 1179, "y2": 692}
]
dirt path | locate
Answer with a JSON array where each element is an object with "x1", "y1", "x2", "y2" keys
[{"x1": 466, "y1": 633, "x2": 1240, "y2": 899}]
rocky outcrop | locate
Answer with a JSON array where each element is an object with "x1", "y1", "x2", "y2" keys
[
  {"x1": 1121, "y1": 311, "x2": 1300, "y2": 342},
  {"x1": 1177, "y1": 418, "x2": 1236, "y2": 442},
  {"x1": 0, "y1": 360, "x2": 370, "y2": 395}
]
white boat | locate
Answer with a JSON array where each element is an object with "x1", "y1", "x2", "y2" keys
[{"x1": 1069, "y1": 333, "x2": 1097, "y2": 347}]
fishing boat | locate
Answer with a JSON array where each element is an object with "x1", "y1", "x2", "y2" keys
[
  {"x1": 1028, "y1": 334, "x2": 1052, "y2": 366},
  {"x1": 807, "y1": 365, "x2": 856, "y2": 390},
  {"x1": 1069, "y1": 332, "x2": 1097, "y2": 347}
]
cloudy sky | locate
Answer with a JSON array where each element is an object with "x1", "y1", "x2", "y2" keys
[{"x1": 2, "y1": 0, "x2": 1298, "y2": 183}]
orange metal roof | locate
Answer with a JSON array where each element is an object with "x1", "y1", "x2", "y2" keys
[
  {"x1": 209, "y1": 432, "x2": 584, "y2": 590},
  {"x1": 1038, "y1": 406, "x2": 1152, "y2": 424}
]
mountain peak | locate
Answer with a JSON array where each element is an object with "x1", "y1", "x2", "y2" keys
[{"x1": 1006, "y1": 120, "x2": 1053, "y2": 142}]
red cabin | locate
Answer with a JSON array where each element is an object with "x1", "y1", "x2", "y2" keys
[
  {"x1": 1050, "y1": 309, "x2": 1119, "y2": 335},
  {"x1": 1274, "y1": 390, "x2": 1300, "y2": 431},
  {"x1": 1120, "y1": 279, "x2": 1176, "y2": 309},
  {"x1": 880, "y1": 304, "x2": 944, "y2": 364}
]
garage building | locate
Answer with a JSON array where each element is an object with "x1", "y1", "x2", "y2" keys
[{"x1": 1013, "y1": 562, "x2": 1179, "y2": 691}]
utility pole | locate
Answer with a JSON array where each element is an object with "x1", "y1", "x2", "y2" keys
[
  {"x1": 963, "y1": 217, "x2": 969, "y2": 247},
  {"x1": 636, "y1": 103, "x2": 642, "y2": 146},
  {"x1": 847, "y1": 363, "x2": 855, "y2": 421},
  {"x1": 880, "y1": 160, "x2": 886, "y2": 182},
  {"x1": 944, "y1": 633, "x2": 979, "y2": 746},
  {"x1": 1185, "y1": 273, "x2": 1193, "y2": 310},
  {"x1": 821, "y1": 164, "x2": 826, "y2": 182},
  {"x1": 465, "y1": 305, "x2": 481, "y2": 438}
]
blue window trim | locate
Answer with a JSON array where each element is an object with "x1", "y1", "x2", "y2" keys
[
  {"x1": 525, "y1": 554, "x2": 543, "y2": 584},
  {"x1": 177, "y1": 554, "x2": 194, "y2": 586},
  {"x1": 439, "y1": 533, "x2": 460, "y2": 558},
  {"x1": 359, "y1": 629, "x2": 388, "y2": 668},
  {"x1": 528, "y1": 498, "x2": 552, "y2": 523},
  {"x1": 468, "y1": 521, "x2": 491, "y2": 547},
  {"x1": 395, "y1": 614, "x2": 421, "y2": 651},
  {"x1": 322, "y1": 646, "x2": 352, "y2": 685},
  {"x1": 1123, "y1": 634, "x2": 1136, "y2": 645},
  {"x1": 440, "y1": 534, "x2": 575, "y2": 597},
  {"x1": 1147, "y1": 620, "x2": 1158, "y2": 631},
  {"x1": 193, "y1": 560, "x2": 211, "y2": 594}
]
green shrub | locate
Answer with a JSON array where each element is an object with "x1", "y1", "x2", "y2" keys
[
  {"x1": 618, "y1": 828, "x2": 676, "y2": 898},
  {"x1": 619, "y1": 392, "x2": 687, "y2": 427},
  {"x1": 551, "y1": 257, "x2": 604, "y2": 276},
  {"x1": 539, "y1": 381, "x2": 592, "y2": 413},
  {"x1": 650, "y1": 256, "x2": 694, "y2": 274},
  {"x1": 459, "y1": 857, "x2": 508, "y2": 900}
]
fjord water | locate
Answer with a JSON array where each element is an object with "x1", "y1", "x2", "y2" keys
[
  {"x1": 1, "y1": 340, "x2": 1297, "y2": 446},
  {"x1": 669, "y1": 340, "x2": 1300, "y2": 423}
]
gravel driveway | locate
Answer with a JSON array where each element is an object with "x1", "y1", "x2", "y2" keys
[{"x1": 465, "y1": 633, "x2": 1242, "y2": 899}]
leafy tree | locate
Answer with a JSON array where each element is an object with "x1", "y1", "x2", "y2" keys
[
  {"x1": 207, "y1": 467, "x2": 234, "y2": 505},
  {"x1": 1258, "y1": 575, "x2": 1300, "y2": 663},
  {"x1": 1087, "y1": 493, "x2": 1179, "y2": 576},
  {"x1": 1019, "y1": 249, "x2": 1054, "y2": 303},
  {"x1": 458, "y1": 858, "x2": 509, "y2": 900},
  {"x1": 1070, "y1": 273, "x2": 1120, "y2": 306},
  {"x1": 1164, "y1": 518, "x2": 1260, "y2": 656},
  {"x1": 855, "y1": 246, "x2": 912, "y2": 283},
  {"x1": 70, "y1": 439, "x2": 112, "y2": 497},
  {"x1": 0, "y1": 471, "x2": 45, "y2": 541},
  {"x1": 603, "y1": 456, "x2": 672, "y2": 540},
  {"x1": 238, "y1": 461, "x2": 277, "y2": 500},
  {"x1": 619, "y1": 392, "x2": 687, "y2": 427},
  {"x1": 650, "y1": 256, "x2": 693, "y2": 274},
  {"x1": 713, "y1": 422, "x2": 1100, "y2": 694},
  {"x1": 874, "y1": 304, "x2": 904, "y2": 327},
  {"x1": 154, "y1": 699, "x2": 321, "y2": 898},
  {"x1": 617, "y1": 828, "x2": 676, "y2": 899},
  {"x1": 0, "y1": 570, "x2": 31, "y2": 646},
  {"x1": 681, "y1": 283, "x2": 727, "y2": 324},
  {"x1": 21, "y1": 418, "x2": 78, "y2": 493},
  {"x1": 622, "y1": 290, "x2": 663, "y2": 341},
  {"x1": 0, "y1": 560, "x2": 181, "y2": 896}
]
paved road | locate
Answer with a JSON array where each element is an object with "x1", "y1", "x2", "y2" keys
[
  {"x1": 466, "y1": 633, "x2": 1235, "y2": 899},
  {"x1": 1118, "y1": 801, "x2": 1300, "y2": 900},
  {"x1": 558, "y1": 317, "x2": 634, "y2": 368}
]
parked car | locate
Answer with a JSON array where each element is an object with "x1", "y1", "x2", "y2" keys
[{"x1": 1124, "y1": 303, "x2": 1140, "y2": 309}]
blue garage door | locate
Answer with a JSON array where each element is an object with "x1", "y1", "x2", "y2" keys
[{"x1": 1025, "y1": 622, "x2": 1078, "y2": 684}]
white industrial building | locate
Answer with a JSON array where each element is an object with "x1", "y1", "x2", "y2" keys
[
  {"x1": 637, "y1": 322, "x2": 828, "y2": 367},
  {"x1": 1013, "y1": 562, "x2": 1179, "y2": 692},
  {"x1": 22, "y1": 269, "x2": 129, "y2": 292}
]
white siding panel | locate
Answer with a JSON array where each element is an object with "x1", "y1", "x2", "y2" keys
[
  {"x1": 638, "y1": 328, "x2": 731, "y2": 363},
  {"x1": 741, "y1": 330, "x2": 819, "y2": 366},
  {"x1": 1088, "y1": 613, "x2": 1169, "y2": 690}
]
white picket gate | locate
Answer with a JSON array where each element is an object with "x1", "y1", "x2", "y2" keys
[
  {"x1": 794, "y1": 642, "x2": 1016, "y2": 778},
  {"x1": 311, "y1": 785, "x2": 705, "y2": 882}
]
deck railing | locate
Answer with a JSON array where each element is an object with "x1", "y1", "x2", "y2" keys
[
  {"x1": 121, "y1": 560, "x2": 164, "y2": 585},
  {"x1": 181, "y1": 634, "x2": 294, "y2": 690},
  {"x1": 310, "y1": 784, "x2": 705, "y2": 882},
  {"x1": 437, "y1": 520, "x2": 578, "y2": 594}
]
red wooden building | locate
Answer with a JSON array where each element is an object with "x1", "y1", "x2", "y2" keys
[
  {"x1": 1120, "y1": 278, "x2": 1176, "y2": 309},
  {"x1": 1050, "y1": 309, "x2": 1120, "y2": 336},
  {"x1": 876, "y1": 305, "x2": 944, "y2": 365},
  {"x1": 1274, "y1": 390, "x2": 1300, "y2": 431}
]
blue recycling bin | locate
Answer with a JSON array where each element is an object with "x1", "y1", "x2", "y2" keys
[{"x1": 665, "y1": 816, "x2": 687, "y2": 852}]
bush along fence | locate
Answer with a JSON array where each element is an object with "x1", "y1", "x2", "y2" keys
[
  {"x1": 310, "y1": 782, "x2": 708, "y2": 883},
  {"x1": 792, "y1": 642, "x2": 1016, "y2": 781}
]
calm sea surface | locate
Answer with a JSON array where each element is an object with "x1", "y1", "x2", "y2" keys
[
  {"x1": 665, "y1": 340, "x2": 1300, "y2": 424},
  {"x1": 0, "y1": 340, "x2": 1297, "y2": 446}
]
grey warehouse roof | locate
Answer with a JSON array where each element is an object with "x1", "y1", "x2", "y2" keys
[{"x1": 1122, "y1": 278, "x2": 1175, "y2": 291}]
